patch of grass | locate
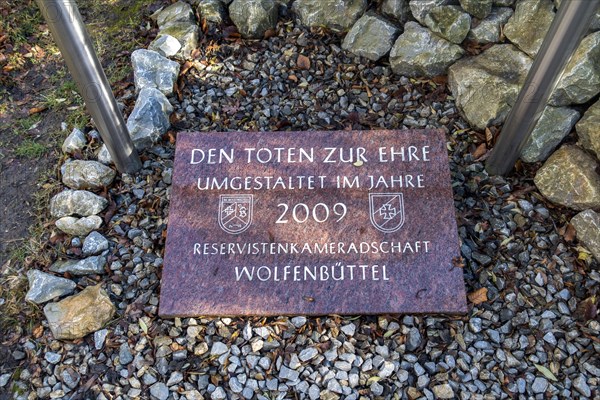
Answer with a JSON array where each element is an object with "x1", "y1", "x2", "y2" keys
[{"x1": 15, "y1": 140, "x2": 46, "y2": 158}]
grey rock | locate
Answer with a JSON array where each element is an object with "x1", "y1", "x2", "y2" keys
[
  {"x1": 521, "y1": 106, "x2": 580, "y2": 162},
  {"x1": 167, "y1": 371, "x2": 183, "y2": 386},
  {"x1": 573, "y1": 375, "x2": 592, "y2": 398},
  {"x1": 211, "y1": 387, "x2": 226, "y2": 400},
  {"x1": 550, "y1": 31, "x2": 600, "y2": 106},
  {"x1": 459, "y1": 0, "x2": 492, "y2": 19},
  {"x1": 44, "y1": 284, "x2": 115, "y2": 340},
  {"x1": 97, "y1": 144, "x2": 112, "y2": 165},
  {"x1": 494, "y1": 0, "x2": 514, "y2": 5},
  {"x1": 82, "y1": 231, "x2": 109, "y2": 256},
  {"x1": 230, "y1": 0, "x2": 278, "y2": 38},
  {"x1": 432, "y1": 383, "x2": 455, "y2": 399},
  {"x1": 467, "y1": 7, "x2": 513, "y2": 44},
  {"x1": 211, "y1": 341, "x2": 229, "y2": 355},
  {"x1": 406, "y1": 327, "x2": 422, "y2": 351},
  {"x1": 50, "y1": 255, "x2": 107, "y2": 276},
  {"x1": 423, "y1": 5, "x2": 471, "y2": 44},
  {"x1": 150, "y1": 382, "x2": 169, "y2": 400},
  {"x1": 291, "y1": 316, "x2": 307, "y2": 327},
  {"x1": 94, "y1": 329, "x2": 109, "y2": 350},
  {"x1": 342, "y1": 13, "x2": 399, "y2": 61},
  {"x1": 25, "y1": 270, "x2": 76, "y2": 304},
  {"x1": 50, "y1": 190, "x2": 108, "y2": 218},
  {"x1": 534, "y1": 145, "x2": 600, "y2": 210},
  {"x1": 153, "y1": 22, "x2": 199, "y2": 60},
  {"x1": 340, "y1": 323, "x2": 356, "y2": 336},
  {"x1": 131, "y1": 49, "x2": 180, "y2": 96},
  {"x1": 409, "y1": 0, "x2": 452, "y2": 25},
  {"x1": 504, "y1": 0, "x2": 555, "y2": 58},
  {"x1": 45, "y1": 351, "x2": 61, "y2": 364},
  {"x1": 292, "y1": 0, "x2": 367, "y2": 33},
  {"x1": 127, "y1": 87, "x2": 173, "y2": 150},
  {"x1": 0, "y1": 373, "x2": 11, "y2": 388},
  {"x1": 390, "y1": 21, "x2": 464, "y2": 78},
  {"x1": 576, "y1": 98, "x2": 600, "y2": 158},
  {"x1": 55, "y1": 216, "x2": 103, "y2": 236},
  {"x1": 61, "y1": 160, "x2": 115, "y2": 190},
  {"x1": 299, "y1": 347, "x2": 319, "y2": 361},
  {"x1": 198, "y1": 0, "x2": 228, "y2": 24},
  {"x1": 381, "y1": 0, "x2": 411, "y2": 24},
  {"x1": 62, "y1": 128, "x2": 86, "y2": 154},
  {"x1": 571, "y1": 210, "x2": 600, "y2": 262},
  {"x1": 153, "y1": 1, "x2": 194, "y2": 29},
  {"x1": 119, "y1": 343, "x2": 133, "y2": 365},
  {"x1": 279, "y1": 365, "x2": 300, "y2": 381},
  {"x1": 448, "y1": 44, "x2": 531, "y2": 130},
  {"x1": 531, "y1": 377, "x2": 548, "y2": 393},
  {"x1": 148, "y1": 34, "x2": 182, "y2": 58},
  {"x1": 371, "y1": 381, "x2": 384, "y2": 396}
]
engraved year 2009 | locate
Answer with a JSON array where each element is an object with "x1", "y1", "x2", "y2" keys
[{"x1": 276, "y1": 202, "x2": 347, "y2": 224}]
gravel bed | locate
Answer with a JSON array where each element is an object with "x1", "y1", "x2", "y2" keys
[{"x1": 1, "y1": 17, "x2": 599, "y2": 400}]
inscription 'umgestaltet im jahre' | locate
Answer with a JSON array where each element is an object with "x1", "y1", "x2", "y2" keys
[{"x1": 159, "y1": 130, "x2": 467, "y2": 317}]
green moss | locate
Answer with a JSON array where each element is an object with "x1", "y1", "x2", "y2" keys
[{"x1": 15, "y1": 139, "x2": 46, "y2": 158}]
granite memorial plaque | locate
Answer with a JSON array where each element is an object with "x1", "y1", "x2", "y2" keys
[{"x1": 159, "y1": 130, "x2": 467, "y2": 317}]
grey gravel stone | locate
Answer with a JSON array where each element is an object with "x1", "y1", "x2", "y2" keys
[
  {"x1": 49, "y1": 255, "x2": 107, "y2": 276},
  {"x1": 299, "y1": 347, "x2": 319, "y2": 361},
  {"x1": 521, "y1": 106, "x2": 580, "y2": 163},
  {"x1": 230, "y1": 0, "x2": 278, "y2": 39},
  {"x1": 211, "y1": 387, "x2": 226, "y2": 400},
  {"x1": 293, "y1": 0, "x2": 367, "y2": 33},
  {"x1": 0, "y1": 374, "x2": 10, "y2": 388},
  {"x1": 432, "y1": 383, "x2": 455, "y2": 399},
  {"x1": 25, "y1": 270, "x2": 76, "y2": 304},
  {"x1": 573, "y1": 375, "x2": 592, "y2": 397},
  {"x1": 82, "y1": 231, "x2": 109, "y2": 256},
  {"x1": 119, "y1": 343, "x2": 133, "y2": 365},
  {"x1": 531, "y1": 377, "x2": 548, "y2": 393},
  {"x1": 279, "y1": 365, "x2": 300, "y2": 381},
  {"x1": 50, "y1": 190, "x2": 108, "y2": 218},
  {"x1": 342, "y1": 13, "x2": 399, "y2": 61},
  {"x1": 150, "y1": 382, "x2": 169, "y2": 400},
  {"x1": 45, "y1": 351, "x2": 61, "y2": 364},
  {"x1": 211, "y1": 341, "x2": 229, "y2": 355},
  {"x1": 390, "y1": 21, "x2": 464, "y2": 78},
  {"x1": 94, "y1": 329, "x2": 109, "y2": 350},
  {"x1": 406, "y1": 327, "x2": 422, "y2": 351},
  {"x1": 131, "y1": 49, "x2": 180, "y2": 95},
  {"x1": 62, "y1": 128, "x2": 86, "y2": 154},
  {"x1": 127, "y1": 87, "x2": 173, "y2": 150}
]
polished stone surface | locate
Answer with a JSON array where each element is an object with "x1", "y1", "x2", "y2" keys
[{"x1": 159, "y1": 130, "x2": 467, "y2": 316}]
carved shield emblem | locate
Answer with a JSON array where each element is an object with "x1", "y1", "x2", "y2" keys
[
  {"x1": 369, "y1": 193, "x2": 405, "y2": 233},
  {"x1": 218, "y1": 194, "x2": 254, "y2": 234}
]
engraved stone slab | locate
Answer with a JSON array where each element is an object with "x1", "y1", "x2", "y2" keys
[{"x1": 159, "y1": 130, "x2": 467, "y2": 317}]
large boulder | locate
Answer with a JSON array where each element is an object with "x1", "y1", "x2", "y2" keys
[
  {"x1": 448, "y1": 44, "x2": 531, "y2": 130},
  {"x1": 131, "y1": 49, "x2": 180, "y2": 95},
  {"x1": 520, "y1": 106, "x2": 580, "y2": 163},
  {"x1": 198, "y1": 0, "x2": 228, "y2": 24},
  {"x1": 459, "y1": 0, "x2": 492, "y2": 19},
  {"x1": 467, "y1": 7, "x2": 513, "y2": 44},
  {"x1": 409, "y1": 0, "x2": 452, "y2": 25},
  {"x1": 50, "y1": 190, "x2": 108, "y2": 218},
  {"x1": 25, "y1": 270, "x2": 76, "y2": 304},
  {"x1": 571, "y1": 210, "x2": 600, "y2": 262},
  {"x1": 292, "y1": 0, "x2": 367, "y2": 33},
  {"x1": 229, "y1": 0, "x2": 278, "y2": 39},
  {"x1": 534, "y1": 145, "x2": 600, "y2": 210},
  {"x1": 342, "y1": 13, "x2": 399, "y2": 61},
  {"x1": 381, "y1": 0, "x2": 411, "y2": 24},
  {"x1": 151, "y1": 1, "x2": 198, "y2": 60},
  {"x1": 61, "y1": 160, "x2": 115, "y2": 190},
  {"x1": 390, "y1": 21, "x2": 464, "y2": 78},
  {"x1": 127, "y1": 87, "x2": 173, "y2": 150},
  {"x1": 504, "y1": 0, "x2": 555, "y2": 58},
  {"x1": 153, "y1": 1, "x2": 194, "y2": 29},
  {"x1": 550, "y1": 31, "x2": 600, "y2": 106},
  {"x1": 148, "y1": 35, "x2": 182, "y2": 58},
  {"x1": 423, "y1": 5, "x2": 471, "y2": 44},
  {"x1": 576, "y1": 98, "x2": 600, "y2": 158},
  {"x1": 44, "y1": 285, "x2": 115, "y2": 340},
  {"x1": 55, "y1": 216, "x2": 103, "y2": 236}
]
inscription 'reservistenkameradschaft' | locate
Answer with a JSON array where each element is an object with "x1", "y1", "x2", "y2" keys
[{"x1": 159, "y1": 130, "x2": 467, "y2": 317}]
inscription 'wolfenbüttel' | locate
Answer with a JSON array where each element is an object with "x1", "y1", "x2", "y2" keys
[{"x1": 159, "y1": 130, "x2": 467, "y2": 317}]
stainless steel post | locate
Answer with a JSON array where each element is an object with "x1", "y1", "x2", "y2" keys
[
  {"x1": 485, "y1": 0, "x2": 600, "y2": 176},
  {"x1": 36, "y1": 0, "x2": 142, "y2": 174}
]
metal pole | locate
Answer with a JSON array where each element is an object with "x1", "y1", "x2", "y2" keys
[
  {"x1": 36, "y1": 0, "x2": 142, "y2": 174},
  {"x1": 485, "y1": 0, "x2": 600, "y2": 176}
]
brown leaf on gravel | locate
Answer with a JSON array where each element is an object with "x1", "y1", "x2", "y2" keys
[
  {"x1": 33, "y1": 325, "x2": 44, "y2": 338},
  {"x1": 468, "y1": 287, "x2": 488, "y2": 305},
  {"x1": 472, "y1": 143, "x2": 487, "y2": 159},
  {"x1": 297, "y1": 54, "x2": 310, "y2": 70},
  {"x1": 562, "y1": 223, "x2": 577, "y2": 242}
]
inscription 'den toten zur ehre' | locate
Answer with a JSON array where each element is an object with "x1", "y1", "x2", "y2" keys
[{"x1": 159, "y1": 130, "x2": 467, "y2": 317}]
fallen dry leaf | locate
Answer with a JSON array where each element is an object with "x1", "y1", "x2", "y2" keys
[
  {"x1": 297, "y1": 54, "x2": 310, "y2": 70},
  {"x1": 468, "y1": 287, "x2": 488, "y2": 305},
  {"x1": 562, "y1": 223, "x2": 577, "y2": 243},
  {"x1": 472, "y1": 143, "x2": 487, "y2": 159}
]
